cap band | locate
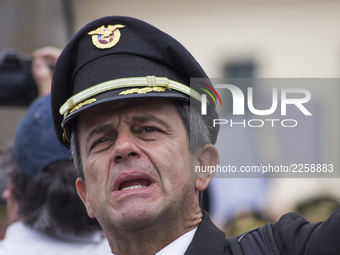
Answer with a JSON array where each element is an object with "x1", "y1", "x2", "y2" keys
[{"x1": 60, "y1": 75, "x2": 203, "y2": 119}]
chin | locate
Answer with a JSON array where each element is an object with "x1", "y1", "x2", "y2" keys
[{"x1": 113, "y1": 207, "x2": 161, "y2": 230}]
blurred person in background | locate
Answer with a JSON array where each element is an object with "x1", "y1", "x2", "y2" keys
[
  {"x1": 294, "y1": 195, "x2": 340, "y2": 223},
  {"x1": 223, "y1": 210, "x2": 272, "y2": 238},
  {"x1": 0, "y1": 47, "x2": 111, "y2": 254}
]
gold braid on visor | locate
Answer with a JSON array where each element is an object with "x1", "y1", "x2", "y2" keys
[{"x1": 59, "y1": 76, "x2": 203, "y2": 120}]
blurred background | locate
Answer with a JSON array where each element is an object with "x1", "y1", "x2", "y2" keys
[{"x1": 1, "y1": 0, "x2": 340, "y2": 238}]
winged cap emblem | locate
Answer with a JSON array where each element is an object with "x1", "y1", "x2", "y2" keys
[
  {"x1": 88, "y1": 24, "x2": 125, "y2": 49},
  {"x1": 88, "y1": 24, "x2": 125, "y2": 37}
]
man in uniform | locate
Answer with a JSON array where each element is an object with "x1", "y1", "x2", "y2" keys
[{"x1": 51, "y1": 16, "x2": 340, "y2": 255}]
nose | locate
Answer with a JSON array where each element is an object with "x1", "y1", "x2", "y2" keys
[{"x1": 113, "y1": 130, "x2": 141, "y2": 163}]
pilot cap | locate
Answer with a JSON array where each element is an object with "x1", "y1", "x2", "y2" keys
[{"x1": 51, "y1": 16, "x2": 219, "y2": 147}]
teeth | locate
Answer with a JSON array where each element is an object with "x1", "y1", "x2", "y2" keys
[{"x1": 121, "y1": 185, "x2": 146, "y2": 191}]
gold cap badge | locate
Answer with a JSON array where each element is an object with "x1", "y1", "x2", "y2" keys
[{"x1": 88, "y1": 24, "x2": 125, "y2": 49}]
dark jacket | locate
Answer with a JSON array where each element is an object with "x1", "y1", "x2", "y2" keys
[{"x1": 185, "y1": 209, "x2": 340, "y2": 255}]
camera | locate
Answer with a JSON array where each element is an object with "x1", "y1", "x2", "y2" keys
[{"x1": 0, "y1": 49, "x2": 38, "y2": 106}]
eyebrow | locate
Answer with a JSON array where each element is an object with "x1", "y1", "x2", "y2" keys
[
  {"x1": 86, "y1": 124, "x2": 114, "y2": 145},
  {"x1": 85, "y1": 115, "x2": 170, "y2": 145},
  {"x1": 132, "y1": 115, "x2": 171, "y2": 129}
]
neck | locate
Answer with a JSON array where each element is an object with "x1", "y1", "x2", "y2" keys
[{"x1": 107, "y1": 209, "x2": 202, "y2": 255}]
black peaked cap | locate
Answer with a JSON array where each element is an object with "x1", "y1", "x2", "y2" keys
[{"x1": 51, "y1": 16, "x2": 219, "y2": 147}]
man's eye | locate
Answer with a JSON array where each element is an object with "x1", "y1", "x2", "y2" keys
[
  {"x1": 90, "y1": 137, "x2": 111, "y2": 151},
  {"x1": 98, "y1": 137, "x2": 109, "y2": 143},
  {"x1": 142, "y1": 127, "x2": 157, "y2": 133}
]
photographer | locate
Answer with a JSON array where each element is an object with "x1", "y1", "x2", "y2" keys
[
  {"x1": 0, "y1": 47, "x2": 111, "y2": 254},
  {"x1": 31, "y1": 47, "x2": 61, "y2": 97},
  {"x1": 0, "y1": 46, "x2": 60, "y2": 106}
]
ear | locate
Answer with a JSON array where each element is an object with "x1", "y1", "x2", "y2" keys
[
  {"x1": 194, "y1": 144, "x2": 219, "y2": 192},
  {"x1": 76, "y1": 177, "x2": 95, "y2": 218},
  {"x1": 2, "y1": 184, "x2": 21, "y2": 224}
]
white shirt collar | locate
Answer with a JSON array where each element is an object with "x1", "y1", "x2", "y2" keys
[
  {"x1": 5, "y1": 221, "x2": 104, "y2": 244},
  {"x1": 0, "y1": 221, "x2": 112, "y2": 255},
  {"x1": 155, "y1": 227, "x2": 197, "y2": 255}
]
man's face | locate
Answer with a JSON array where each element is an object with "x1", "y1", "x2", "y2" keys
[{"x1": 76, "y1": 98, "x2": 199, "y2": 231}]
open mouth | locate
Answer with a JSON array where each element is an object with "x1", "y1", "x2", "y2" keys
[{"x1": 119, "y1": 178, "x2": 152, "y2": 191}]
